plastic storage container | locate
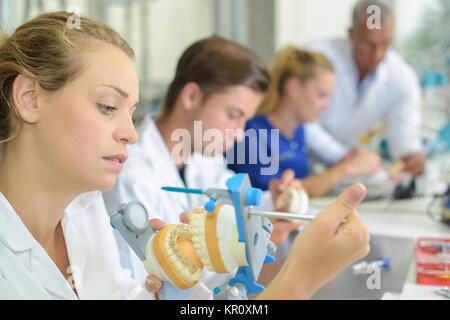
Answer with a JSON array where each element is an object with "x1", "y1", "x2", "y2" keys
[{"x1": 421, "y1": 71, "x2": 448, "y2": 132}]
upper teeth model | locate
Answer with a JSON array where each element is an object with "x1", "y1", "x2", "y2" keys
[
  {"x1": 275, "y1": 188, "x2": 309, "y2": 214},
  {"x1": 142, "y1": 204, "x2": 247, "y2": 289},
  {"x1": 190, "y1": 204, "x2": 247, "y2": 273}
]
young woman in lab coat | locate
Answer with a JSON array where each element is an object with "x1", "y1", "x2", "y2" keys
[
  {"x1": 0, "y1": 12, "x2": 161, "y2": 299},
  {"x1": 0, "y1": 13, "x2": 370, "y2": 300},
  {"x1": 227, "y1": 46, "x2": 382, "y2": 196}
]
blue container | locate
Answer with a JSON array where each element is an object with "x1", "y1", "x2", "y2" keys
[{"x1": 421, "y1": 71, "x2": 446, "y2": 87}]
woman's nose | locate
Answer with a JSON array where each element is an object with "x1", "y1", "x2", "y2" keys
[{"x1": 115, "y1": 116, "x2": 139, "y2": 145}]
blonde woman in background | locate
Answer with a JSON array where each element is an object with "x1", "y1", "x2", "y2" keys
[{"x1": 228, "y1": 46, "x2": 382, "y2": 197}]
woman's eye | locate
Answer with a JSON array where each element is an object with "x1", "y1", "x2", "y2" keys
[{"x1": 98, "y1": 104, "x2": 118, "y2": 114}]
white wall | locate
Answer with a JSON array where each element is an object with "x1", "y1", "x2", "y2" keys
[
  {"x1": 394, "y1": 0, "x2": 440, "y2": 42},
  {"x1": 108, "y1": 0, "x2": 213, "y2": 82},
  {"x1": 275, "y1": 0, "x2": 359, "y2": 49},
  {"x1": 105, "y1": 0, "x2": 214, "y2": 100},
  {"x1": 275, "y1": 0, "x2": 441, "y2": 50},
  {"x1": 3, "y1": 0, "x2": 213, "y2": 101}
]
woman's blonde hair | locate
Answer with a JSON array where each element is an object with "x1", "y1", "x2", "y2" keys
[
  {"x1": 258, "y1": 45, "x2": 334, "y2": 114},
  {"x1": 0, "y1": 11, "x2": 135, "y2": 147}
]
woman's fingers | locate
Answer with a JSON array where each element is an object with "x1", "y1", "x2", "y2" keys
[
  {"x1": 318, "y1": 183, "x2": 366, "y2": 230},
  {"x1": 149, "y1": 218, "x2": 166, "y2": 231},
  {"x1": 145, "y1": 274, "x2": 162, "y2": 299},
  {"x1": 179, "y1": 212, "x2": 191, "y2": 224}
]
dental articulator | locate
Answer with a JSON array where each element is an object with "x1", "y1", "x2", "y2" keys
[{"x1": 110, "y1": 173, "x2": 311, "y2": 300}]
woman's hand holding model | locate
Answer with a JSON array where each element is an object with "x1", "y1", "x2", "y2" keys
[{"x1": 148, "y1": 183, "x2": 369, "y2": 299}]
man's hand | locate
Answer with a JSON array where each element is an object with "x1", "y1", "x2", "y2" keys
[
  {"x1": 336, "y1": 148, "x2": 382, "y2": 177},
  {"x1": 401, "y1": 152, "x2": 426, "y2": 176}
]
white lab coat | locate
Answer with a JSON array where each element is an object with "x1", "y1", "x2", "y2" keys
[
  {"x1": 0, "y1": 191, "x2": 155, "y2": 300},
  {"x1": 103, "y1": 115, "x2": 274, "y2": 295},
  {"x1": 304, "y1": 38, "x2": 423, "y2": 164}
]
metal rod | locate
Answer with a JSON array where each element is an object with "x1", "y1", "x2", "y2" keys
[
  {"x1": 249, "y1": 208, "x2": 315, "y2": 221},
  {"x1": 249, "y1": 207, "x2": 347, "y2": 224}
]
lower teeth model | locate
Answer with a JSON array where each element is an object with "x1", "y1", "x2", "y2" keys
[{"x1": 143, "y1": 204, "x2": 247, "y2": 290}]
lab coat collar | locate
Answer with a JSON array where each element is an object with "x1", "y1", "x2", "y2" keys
[
  {"x1": 138, "y1": 115, "x2": 187, "y2": 186},
  {"x1": 138, "y1": 115, "x2": 174, "y2": 164},
  {"x1": 60, "y1": 212, "x2": 88, "y2": 298},
  {"x1": 30, "y1": 244, "x2": 78, "y2": 299},
  {"x1": 0, "y1": 191, "x2": 100, "y2": 299},
  {"x1": 59, "y1": 192, "x2": 101, "y2": 297},
  {"x1": 29, "y1": 193, "x2": 101, "y2": 299},
  {"x1": 0, "y1": 191, "x2": 99, "y2": 251},
  {"x1": 373, "y1": 54, "x2": 388, "y2": 83},
  {"x1": 0, "y1": 192, "x2": 78, "y2": 299},
  {"x1": 347, "y1": 38, "x2": 389, "y2": 85},
  {"x1": 0, "y1": 192, "x2": 34, "y2": 252},
  {"x1": 65, "y1": 191, "x2": 102, "y2": 219}
]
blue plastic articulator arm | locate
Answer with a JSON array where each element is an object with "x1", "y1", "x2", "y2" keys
[{"x1": 219, "y1": 174, "x2": 275, "y2": 297}]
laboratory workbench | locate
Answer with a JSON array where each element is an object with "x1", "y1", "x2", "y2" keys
[{"x1": 257, "y1": 154, "x2": 450, "y2": 300}]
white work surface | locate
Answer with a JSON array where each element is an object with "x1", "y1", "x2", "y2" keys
[{"x1": 309, "y1": 155, "x2": 450, "y2": 300}]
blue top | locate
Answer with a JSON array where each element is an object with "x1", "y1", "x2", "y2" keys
[{"x1": 226, "y1": 115, "x2": 309, "y2": 191}]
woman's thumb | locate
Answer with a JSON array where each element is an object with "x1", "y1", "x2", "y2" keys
[{"x1": 321, "y1": 183, "x2": 366, "y2": 224}]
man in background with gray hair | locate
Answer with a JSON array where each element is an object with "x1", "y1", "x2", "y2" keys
[{"x1": 305, "y1": 0, "x2": 426, "y2": 176}]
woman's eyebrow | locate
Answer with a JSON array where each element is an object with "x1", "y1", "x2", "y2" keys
[
  {"x1": 99, "y1": 84, "x2": 129, "y2": 98},
  {"x1": 99, "y1": 84, "x2": 139, "y2": 106},
  {"x1": 227, "y1": 105, "x2": 246, "y2": 117}
]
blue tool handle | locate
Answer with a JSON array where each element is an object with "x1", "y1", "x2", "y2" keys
[{"x1": 161, "y1": 187, "x2": 204, "y2": 194}]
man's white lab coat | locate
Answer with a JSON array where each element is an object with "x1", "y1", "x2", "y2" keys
[
  {"x1": 0, "y1": 191, "x2": 155, "y2": 300},
  {"x1": 304, "y1": 38, "x2": 423, "y2": 164}
]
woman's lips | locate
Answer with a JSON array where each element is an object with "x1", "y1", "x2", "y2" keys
[{"x1": 103, "y1": 154, "x2": 127, "y2": 170}]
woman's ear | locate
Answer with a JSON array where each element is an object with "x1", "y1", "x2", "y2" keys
[
  {"x1": 284, "y1": 77, "x2": 302, "y2": 100},
  {"x1": 179, "y1": 82, "x2": 202, "y2": 113},
  {"x1": 12, "y1": 74, "x2": 39, "y2": 124}
]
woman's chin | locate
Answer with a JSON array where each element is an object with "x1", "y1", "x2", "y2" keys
[
  {"x1": 90, "y1": 176, "x2": 117, "y2": 192},
  {"x1": 304, "y1": 115, "x2": 320, "y2": 123}
]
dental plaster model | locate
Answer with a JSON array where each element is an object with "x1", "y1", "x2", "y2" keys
[
  {"x1": 143, "y1": 204, "x2": 247, "y2": 290},
  {"x1": 275, "y1": 188, "x2": 309, "y2": 214}
]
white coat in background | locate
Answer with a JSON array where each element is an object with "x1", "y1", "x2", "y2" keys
[
  {"x1": 304, "y1": 38, "x2": 423, "y2": 165},
  {"x1": 0, "y1": 191, "x2": 155, "y2": 300},
  {"x1": 103, "y1": 114, "x2": 274, "y2": 296}
]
